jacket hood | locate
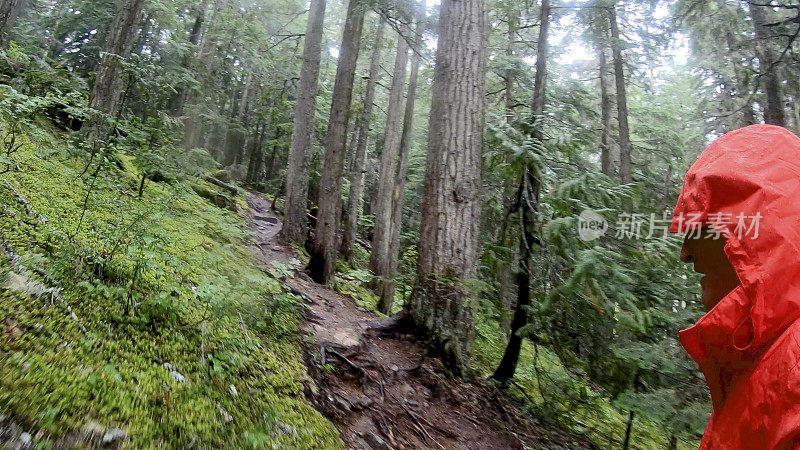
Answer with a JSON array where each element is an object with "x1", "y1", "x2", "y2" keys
[{"x1": 670, "y1": 124, "x2": 800, "y2": 411}]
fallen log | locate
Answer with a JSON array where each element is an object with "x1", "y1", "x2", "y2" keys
[{"x1": 203, "y1": 175, "x2": 239, "y2": 195}]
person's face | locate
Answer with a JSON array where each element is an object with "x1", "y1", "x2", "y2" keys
[{"x1": 680, "y1": 229, "x2": 741, "y2": 311}]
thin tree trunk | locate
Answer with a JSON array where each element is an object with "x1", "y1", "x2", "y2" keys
[
  {"x1": 492, "y1": 172, "x2": 537, "y2": 383},
  {"x1": 609, "y1": 4, "x2": 631, "y2": 185},
  {"x1": 225, "y1": 71, "x2": 255, "y2": 166},
  {"x1": 306, "y1": 0, "x2": 365, "y2": 284},
  {"x1": 342, "y1": 19, "x2": 386, "y2": 261},
  {"x1": 531, "y1": 1, "x2": 549, "y2": 119},
  {"x1": 247, "y1": 119, "x2": 269, "y2": 184},
  {"x1": 170, "y1": 0, "x2": 209, "y2": 116},
  {"x1": 0, "y1": 0, "x2": 26, "y2": 47},
  {"x1": 667, "y1": 434, "x2": 678, "y2": 450},
  {"x1": 384, "y1": 27, "x2": 422, "y2": 314},
  {"x1": 723, "y1": 25, "x2": 756, "y2": 129},
  {"x1": 86, "y1": 0, "x2": 145, "y2": 141},
  {"x1": 372, "y1": 33, "x2": 409, "y2": 313},
  {"x1": 622, "y1": 409, "x2": 635, "y2": 450},
  {"x1": 405, "y1": 0, "x2": 486, "y2": 374},
  {"x1": 598, "y1": 30, "x2": 614, "y2": 177},
  {"x1": 280, "y1": 0, "x2": 326, "y2": 244},
  {"x1": 499, "y1": 11, "x2": 519, "y2": 333},
  {"x1": 505, "y1": 13, "x2": 517, "y2": 120},
  {"x1": 750, "y1": 2, "x2": 786, "y2": 127},
  {"x1": 182, "y1": 0, "x2": 230, "y2": 150},
  {"x1": 718, "y1": 0, "x2": 756, "y2": 129},
  {"x1": 492, "y1": 0, "x2": 548, "y2": 383}
]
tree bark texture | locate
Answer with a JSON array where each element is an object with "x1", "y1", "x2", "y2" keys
[
  {"x1": 0, "y1": 0, "x2": 26, "y2": 47},
  {"x1": 372, "y1": 33, "x2": 409, "y2": 313},
  {"x1": 280, "y1": 0, "x2": 326, "y2": 245},
  {"x1": 405, "y1": 0, "x2": 486, "y2": 374},
  {"x1": 342, "y1": 19, "x2": 386, "y2": 261},
  {"x1": 609, "y1": 4, "x2": 632, "y2": 184},
  {"x1": 307, "y1": 0, "x2": 365, "y2": 284}
]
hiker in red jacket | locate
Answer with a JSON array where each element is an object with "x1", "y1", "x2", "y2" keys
[{"x1": 673, "y1": 124, "x2": 800, "y2": 449}]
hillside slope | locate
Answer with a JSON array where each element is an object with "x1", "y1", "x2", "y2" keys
[{"x1": 0, "y1": 135, "x2": 341, "y2": 448}]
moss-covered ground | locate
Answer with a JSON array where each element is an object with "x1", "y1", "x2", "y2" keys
[{"x1": 0, "y1": 135, "x2": 342, "y2": 448}]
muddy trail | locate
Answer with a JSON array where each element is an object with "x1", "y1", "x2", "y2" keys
[{"x1": 247, "y1": 194, "x2": 597, "y2": 450}]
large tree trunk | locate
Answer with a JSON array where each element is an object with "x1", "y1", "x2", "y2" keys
[
  {"x1": 86, "y1": 0, "x2": 145, "y2": 140},
  {"x1": 383, "y1": 26, "x2": 423, "y2": 314},
  {"x1": 372, "y1": 33, "x2": 409, "y2": 313},
  {"x1": 306, "y1": 0, "x2": 365, "y2": 284},
  {"x1": 405, "y1": 0, "x2": 486, "y2": 374},
  {"x1": 342, "y1": 19, "x2": 386, "y2": 261},
  {"x1": 750, "y1": 2, "x2": 786, "y2": 127},
  {"x1": 492, "y1": 0, "x2": 548, "y2": 384},
  {"x1": 280, "y1": 0, "x2": 326, "y2": 245},
  {"x1": 0, "y1": 0, "x2": 26, "y2": 47},
  {"x1": 609, "y1": 4, "x2": 632, "y2": 185}
]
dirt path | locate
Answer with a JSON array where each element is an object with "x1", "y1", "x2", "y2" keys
[{"x1": 247, "y1": 194, "x2": 596, "y2": 450}]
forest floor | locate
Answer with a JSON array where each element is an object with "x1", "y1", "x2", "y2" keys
[{"x1": 247, "y1": 193, "x2": 598, "y2": 450}]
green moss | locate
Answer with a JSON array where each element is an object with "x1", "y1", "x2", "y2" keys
[
  {"x1": 333, "y1": 275, "x2": 383, "y2": 314},
  {"x1": 0, "y1": 136, "x2": 342, "y2": 448}
]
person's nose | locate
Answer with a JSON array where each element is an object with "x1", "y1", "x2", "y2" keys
[{"x1": 680, "y1": 239, "x2": 694, "y2": 263}]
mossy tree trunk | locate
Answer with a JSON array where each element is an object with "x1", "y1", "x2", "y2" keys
[{"x1": 405, "y1": 0, "x2": 486, "y2": 374}]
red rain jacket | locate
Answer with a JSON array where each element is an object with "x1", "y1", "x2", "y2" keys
[{"x1": 671, "y1": 125, "x2": 800, "y2": 449}]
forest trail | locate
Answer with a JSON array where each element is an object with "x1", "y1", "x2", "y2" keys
[{"x1": 247, "y1": 193, "x2": 596, "y2": 450}]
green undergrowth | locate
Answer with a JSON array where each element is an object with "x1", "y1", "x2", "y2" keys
[
  {"x1": 0, "y1": 135, "x2": 342, "y2": 447},
  {"x1": 471, "y1": 309, "x2": 700, "y2": 450}
]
